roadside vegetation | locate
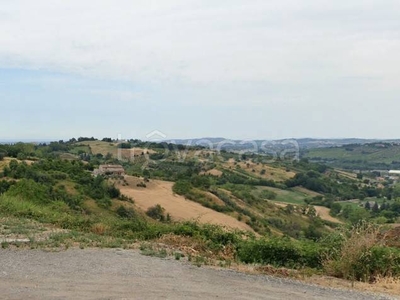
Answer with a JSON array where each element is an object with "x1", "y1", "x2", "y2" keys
[{"x1": 1, "y1": 138, "x2": 400, "y2": 286}]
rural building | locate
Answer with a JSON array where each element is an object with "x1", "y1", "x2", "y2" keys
[
  {"x1": 389, "y1": 170, "x2": 400, "y2": 175},
  {"x1": 93, "y1": 164, "x2": 125, "y2": 176}
]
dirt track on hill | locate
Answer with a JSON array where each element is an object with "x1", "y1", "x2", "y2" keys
[
  {"x1": 119, "y1": 176, "x2": 253, "y2": 232},
  {"x1": 0, "y1": 249, "x2": 395, "y2": 300}
]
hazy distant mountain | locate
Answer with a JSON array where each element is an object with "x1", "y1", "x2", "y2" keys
[
  {"x1": 0, "y1": 139, "x2": 54, "y2": 144},
  {"x1": 165, "y1": 138, "x2": 399, "y2": 151}
]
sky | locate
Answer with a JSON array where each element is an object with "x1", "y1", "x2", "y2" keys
[{"x1": 0, "y1": 0, "x2": 399, "y2": 141}]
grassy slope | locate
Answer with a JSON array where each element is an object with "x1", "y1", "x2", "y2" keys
[
  {"x1": 222, "y1": 160, "x2": 295, "y2": 182},
  {"x1": 0, "y1": 157, "x2": 35, "y2": 171},
  {"x1": 76, "y1": 141, "x2": 117, "y2": 156}
]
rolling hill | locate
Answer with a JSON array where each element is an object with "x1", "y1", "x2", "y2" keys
[{"x1": 304, "y1": 142, "x2": 400, "y2": 170}]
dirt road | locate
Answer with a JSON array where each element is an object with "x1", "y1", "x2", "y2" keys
[{"x1": 0, "y1": 249, "x2": 395, "y2": 300}]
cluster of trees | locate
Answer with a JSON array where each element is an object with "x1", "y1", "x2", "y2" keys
[
  {"x1": 286, "y1": 170, "x2": 381, "y2": 201},
  {"x1": 363, "y1": 200, "x2": 400, "y2": 223},
  {"x1": 216, "y1": 170, "x2": 278, "y2": 187},
  {"x1": 1, "y1": 159, "x2": 120, "y2": 209}
]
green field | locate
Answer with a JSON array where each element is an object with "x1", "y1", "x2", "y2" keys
[
  {"x1": 304, "y1": 143, "x2": 400, "y2": 169},
  {"x1": 257, "y1": 186, "x2": 308, "y2": 205}
]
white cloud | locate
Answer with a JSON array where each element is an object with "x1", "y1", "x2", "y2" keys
[
  {"x1": 1, "y1": 0, "x2": 400, "y2": 139},
  {"x1": 1, "y1": 0, "x2": 399, "y2": 86}
]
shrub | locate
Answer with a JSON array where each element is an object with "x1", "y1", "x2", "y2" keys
[
  {"x1": 6, "y1": 179, "x2": 50, "y2": 205},
  {"x1": 322, "y1": 222, "x2": 400, "y2": 282},
  {"x1": 116, "y1": 205, "x2": 136, "y2": 219},
  {"x1": 237, "y1": 237, "x2": 321, "y2": 269},
  {"x1": 146, "y1": 204, "x2": 166, "y2": 221},
  {"x1": 260, "y1": 189, "x2": 277, "y2": 200},
  {"x1": 137, "y1": 182, "x2": 147, "y2": 188},
  {"x1": 172, "y1": 180, "x2": 192, "y2": 195}
]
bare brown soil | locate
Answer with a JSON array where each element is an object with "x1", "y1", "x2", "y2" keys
[
  {"x1": 118, "y1": 176, "x2": 254, "y2": 232},
  {"x1": 314, "y1": 206, "x2": 344, "y2": 224},
  {"x1": 200, "y1": 169, "x2": 223, "y2": 177}
]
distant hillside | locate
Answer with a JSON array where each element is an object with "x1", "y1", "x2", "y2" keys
[
  {"x1": 304, "y1": 142, "x2": 400, "y2": 170},
  {"x1": 165, "y1": 138, "x2": 400, "y2": 151}
]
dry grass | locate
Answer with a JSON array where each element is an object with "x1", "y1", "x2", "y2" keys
[
  {"x1": 314, "y1": 206, "x2": 343, "y2": 224},
  {"x1": 0, "y1": 157, "x2": 35, "y2": 171},
  {"x1": 91, "y1": 223, "x2": 109, "y2": 235},
  {"x1": 156, "y1": 234, "x2": 237, "y2": 263},
  {"x1": 292, "y1": 186, "x2": 322, "y2": 197},
  {"x1": 322, "y1": 222, "x2": 387, "y2": 281},
  {"x1": 77, "y1": 141, "x2": 156, "y2": 159},
  {"x1": 200, "y1": 169, "x2": 223, "y2": 177},
  {"x1": 223, "y1": 160, "x2": 296, "y2": 182},
  {"x1": 335, "y1": 169, "x2": 358, "y2": 180},
  {"x1": 117, "y1": 176, "x2": 254, "y2": 232}
]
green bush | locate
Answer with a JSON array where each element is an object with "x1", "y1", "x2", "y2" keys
[
  {"x1": 260, "y1": 189, "x2": 277, "y2": 200},
  {"x1": 7, "y1": 179, "x2": 50, "y2": 205},
  {"x1": 146, "y1": 204, "x2": 166, "y2": 221},
  {"x1": 237, "y1": 237, "x2": 322, "y2": 269},
  {"x1": 116, "y1": 205, "x2": 136, "y2": 219},
  {"x1": 172, "y1": 180, "x2": 192, "y2": 195}
]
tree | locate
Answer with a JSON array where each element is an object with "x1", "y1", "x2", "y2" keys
[
  {"x1": 364, "y1": 201, "x2": 371, "y2": 210},
  {"x1": 372, "y1": 202, "x2": 379, "y2": 213},
  {"x1": 330, "y1": 203, "x2": 342, "y2": 216}
]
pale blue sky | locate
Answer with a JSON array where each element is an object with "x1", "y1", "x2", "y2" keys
[{"x1": 1, "y1": 1, "x2": 399, "y2": 141}]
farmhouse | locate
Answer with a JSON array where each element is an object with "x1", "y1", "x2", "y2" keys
[{"x1": 93, "y1": 164, "x2": 125, "y2": 176}]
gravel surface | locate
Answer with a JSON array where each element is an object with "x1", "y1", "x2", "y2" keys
[{"x1": 0, "y1": 248, "x2": 397, "y2": 300}]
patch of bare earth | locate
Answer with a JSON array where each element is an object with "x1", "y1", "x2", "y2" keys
[
  {"x1": 314, "y1": 206, "x2": 344, "y2": 224},
  {"x1": 200, "y1": 169, "x2": 223, "y2": 177},
  {"x1": 119, "y1": 176, "x2": 253, "y2": 232},
  {"x1": 0, "y1": 217, "x2": 68, "y2": 244}
]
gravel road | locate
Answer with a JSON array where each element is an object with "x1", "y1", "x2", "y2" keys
[{"x1": 0, "y1": 248, "x2": 397, "y2": 300}]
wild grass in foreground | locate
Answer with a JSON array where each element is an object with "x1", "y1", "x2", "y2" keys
[{"x1": 2, "y1": 194, "x2": 400, "y2": 285}]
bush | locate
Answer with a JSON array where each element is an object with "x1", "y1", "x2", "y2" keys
[
  {"x1": 146, "y1": 204, "x2": 166, "y2": 221},
  {"x1": 172, "y1": 180, "x2": 192, "y2": 195},
  {"x1": 6, "y1": 179, "x2": 50, "y2": 205},
  {"x1": 237, "y1": 237, "x2": 321, "y2": 269},
  {"x1": 260, "y1": 189, "x2": 277, "y2": 200},
  {"x1": 116, "y1": 205, "x2": 136, "y2": 219},
  {"x1": 137, "y1": 182, "x2": 147, "y2": 188},
  {"x1": 322, "y1": 222, "x2": 400, "y2": 282}
]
